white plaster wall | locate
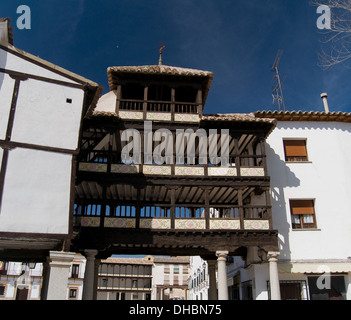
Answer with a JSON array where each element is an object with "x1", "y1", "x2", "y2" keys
[
  {"x1": 266, "y1": 121, "x2": 351, "y2": 261},
  {"x1": 95, "y1": 91, "x2": 117, "y2": 113},
  {"x1": 5, "y1": 280, "x2": 15, "y2": 298},
  {"x1": 252, "y1": 264, "x2": 269, "y2": 300},
  {"x1": 0, "y1": 73, "x2": 15, "y2": 140},
  {"x1": 1, "y1": 50, "x2": 79, "y2": 84},
  {"x1": 0, "y1": 148, "x2": 72, "y2": 234},
  {"x1": 151, "y1": 263, "x2": 164, "y2": 300},
  {"x1": 11, "y1": 79, "x2": 84, "y2": 150}
]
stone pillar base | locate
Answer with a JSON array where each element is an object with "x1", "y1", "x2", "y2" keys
[
  {"x1": 42, "y1": 251, "x2": 75, "y2": 300},
  {"x1": 216, "y1": 251, "x2": 229, "y2": 300},
  {"x1": 268, "y1": 251, "x2": 281, "y2": 300}
]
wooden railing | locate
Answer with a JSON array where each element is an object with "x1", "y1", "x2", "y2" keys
[
  {"x1": 73, "y1": 204, "x2": 272, "y2": 230},
  {"x1": 79, "y1": 151, "x2": 266, "y2": 172},
  {"x1": 119, "y1": 99, "x2": 199, "y2": 114}
]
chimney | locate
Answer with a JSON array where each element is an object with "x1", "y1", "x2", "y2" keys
[
  {"x1": 0, "y1": 18, "x2": 13, "y2": 45},
  {"x1": 321, "y1": 93, "x2": 329, "y2": 113}
]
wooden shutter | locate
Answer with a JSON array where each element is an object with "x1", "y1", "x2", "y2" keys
[
  {"x1": 284, "y1": 140, "x2": 307, "y2": 157},
  {"x1": 290, "y1": 200, "x2": 315, "y2": 215}
]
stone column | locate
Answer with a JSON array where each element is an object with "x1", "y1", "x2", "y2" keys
[
  {"x1": 42, "y1": 251, "x2": 75, "y2": 300},
  {"x1": 82, "y1": 249, "x2": 98, "y2": 300},
  {"x1": 216, "y1": 251, "x2": 229, "y2": 300},
  {"x1": 268, "y1": 251, "x2": 281, "y2": 300},
  {"x1": 207, "y1": 260, "x2": 217, "y2": 300}
]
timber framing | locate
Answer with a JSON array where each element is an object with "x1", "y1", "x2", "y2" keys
[
  {"x1": 73, "y1": 63, "x2": 280, "y2": 259},
  {"x1": 0, "y1": 39, "x2": 102, "y2": 261},
  {"x1": 72, "y1": 228, "x2": 279, "y2": 259}
]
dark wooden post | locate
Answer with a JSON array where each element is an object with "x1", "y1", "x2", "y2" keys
[
  {"x1": 196, "y1": 88, "x2": 203, "y2": 116},
  {"x1": 115, "y1": 85, "x2": 122, "y2": 115},
  {"x1": 169, "y1": 187, "x2": 177, "y2": 229},
  {"x1": 100, "y1": 184, "x2": 107, "y2": 228},
  {"x1": 135, "y1": 186, "x2": 142, "y2": 229},
  {"x1": 265, "y1": 187, "x2": 273, "y2": 229},
  {"x1": 143, "y1": 85, "x2": 148, "y2": 120},
  {"x1": 238, "y1": 188, "x2": 244, "y2": 229},
  {"x1": 234, "y1": 136, "x2": 241, "y2": 177},
  {"x1": 171, "y1": 87, "x2": 175, "y2": 121},
  {"x1": 202, "y1": 187, "x2": 210, "y2": 230},
  {"x1": 260, "y1": 135, "x2": 268, "y2": 176}
]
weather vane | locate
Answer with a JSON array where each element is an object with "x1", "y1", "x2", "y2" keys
[{"x1": 158, "y1": 42, "x2": 166, "y2": 65}]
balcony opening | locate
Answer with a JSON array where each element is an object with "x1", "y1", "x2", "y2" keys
[
  {"x1": 147, "y1": 84, "x2": 172, "y2": 112},
  {"x1": 120, "y1": 83, "x2": 144, "y2": 111}
]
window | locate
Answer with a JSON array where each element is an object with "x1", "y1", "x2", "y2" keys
[
  {"x1": 308, "y1": 276, "x2": 346, "y2": 300},
  {"x1": 0, "y1": 262, "x2": 8, "y2": 275},
  {"x1": 0, "y1": 285, "x2": 5, "y2": 296},
  {"x1": 71, "y1": 264, "x2": 79, "y2": 278},
  {"x1": 69, "y1": 288, "x2": 77, "y2": 299},
  {"x1": 101, "y1": 278, "x2": 108, "y2": 287},
  {"x1": 280, "y1": 282, "x2": 302, "y2": 300},
  {"x1": 283, "y1": 139, "x2": 308, "y2": 162},
  {"x1": 241, "y1": 281, "x2": 253, "y2": 300},
  {"x1": 290, "y1": 199, "x2": 317, "y2": 229},
  {"x1": 132, "y1": 280, "x2": 138, "y2": 288},
  {"x1": 174, "y1": 264, "x2": 180, "y2": 274}
]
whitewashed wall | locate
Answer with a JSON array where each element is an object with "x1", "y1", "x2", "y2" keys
[
  {"x1": 0, "y1": 49, "x2": 79, "y2": 84},
  {"x1": 0, "y1": 73, "x2": 14, "y2": 139},
  {"x1": 266, "y1": 121, "x2": 351, "y2": 261},
  {"x1": 0, "y1": 47, "x2": 85, "y2": 235},
  {"x1": 11, "y1": 79, "x2": 84, "y2": 150}
]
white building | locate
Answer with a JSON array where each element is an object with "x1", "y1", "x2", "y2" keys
[
  {"x1": 226, "y1": 106, "x2": 351, "y2": 300},
  {"x1": 0, "y1": 254, "x2": 86, "y2": 300},
  {"x1": 0, "y1": 18, "x2": 101, "y2": 299},
  {"x1": 152, "y1": 256, "x2": 190, "y2": 300},
  {"x1": 188, "y1": 256, "x2": 209, "y2": 300},
  {"x1": 97, "y1": 256, "x2": 153, "y2": 300}
]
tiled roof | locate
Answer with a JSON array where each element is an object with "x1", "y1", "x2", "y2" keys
[
  {"x1": 108, "y1": 65, "x2": 213, "y2": 78},
  {"x1": 107, "y1": 64, "x2": 213, "y2": 105},
  {"x1": 255, "y1": 110, "x2": 351, "y2": 123},
  {"x1": 202, "y1": 113, "x2": 276, "y2": 124},
  {"x1": 153, "y1": 256, "x2": 190, "y2": 264},
  {"x1": 101, "y1": 257, "x2": 154, "y2": 265}
]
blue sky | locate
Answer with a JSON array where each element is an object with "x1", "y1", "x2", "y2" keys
[{"x1": 2, "y1": 0, "x2": 351, "y2": 114}]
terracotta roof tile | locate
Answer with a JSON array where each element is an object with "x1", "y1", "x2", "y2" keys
[{"x1": 255, "y1": 110, "x2": 351, "y2": 123}]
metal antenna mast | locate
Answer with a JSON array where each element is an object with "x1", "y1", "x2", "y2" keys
[{"x1": 271, "y1": 50, "x2": 286, "y2": 111}]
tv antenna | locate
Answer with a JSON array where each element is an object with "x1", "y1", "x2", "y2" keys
[
  {"x1": 271, "y1": 50, "x2": 286, "y2": 111},
  {"x1": 158, "y1": 42, "x2": 166, "y2": 65}
]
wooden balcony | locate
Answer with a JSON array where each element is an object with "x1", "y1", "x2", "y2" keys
[
  {"x1": 78, "y1": 151, "x2": 267, "y2": 179},
  {"x1": 117, "y1": 99, "x2": 201, "y2": 123},
  {"x1": 73, "y1": 204, "x2": 272, "y2": 231}
]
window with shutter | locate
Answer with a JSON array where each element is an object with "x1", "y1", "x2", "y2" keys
[
  {"x1": 283, "y1": 140, "x2": 308, "y2": 162},
  {"x1": 290, "y1": 199, "x2": 317, "y2": 229}
]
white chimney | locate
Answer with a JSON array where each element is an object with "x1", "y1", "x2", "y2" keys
[
  {"x1": 0, "y1": 18, "x2": 10, "y2": 45},
  {"x1": 321, "y1": 93, "x2": 329, "y2": 113}
]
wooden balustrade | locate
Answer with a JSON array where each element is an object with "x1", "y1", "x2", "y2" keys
[
  {"x1": 118, "y1": 99, "x2": 199, "y2": 114},
  {"x1": 73, "y1": 204, "x2": 272, "y2": 230}
]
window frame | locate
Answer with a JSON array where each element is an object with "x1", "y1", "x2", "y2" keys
[
  {"x1": 283, "y1": 139, "x2": 309, "y2": 162},
  {"x1": 71, "y1": 264, "x2": 80, "y2": 279},
  {"x1": 0, "y1": 284, "x2": 6, "y2": 296},
  {"x1": 173, "y1": 264, "x2": 180, "y2": 274},
  {"x1": 289, "y1": 199, "x2": 317, "y2": 230},
  {"x1": 68, "y1": 287, "x2": 78, "y2": 300}
]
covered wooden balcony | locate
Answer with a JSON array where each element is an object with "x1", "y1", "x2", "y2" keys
[{"x1": 73, "y1": 183, "x2": 273, "y2": 232}]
